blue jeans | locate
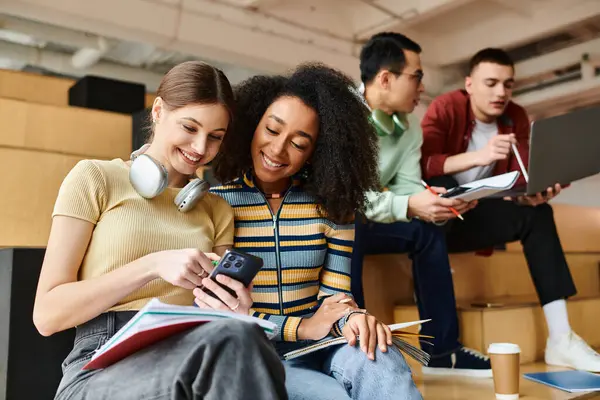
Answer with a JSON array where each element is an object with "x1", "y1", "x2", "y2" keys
[
  {"x1": 351, "y1": 217, "x2": 461, "y2": 357},
  {"x1": 275, "y1": 340, "x2": 422, "y2": 400}
]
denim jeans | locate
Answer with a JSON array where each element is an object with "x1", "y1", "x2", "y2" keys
[
  {"x1": 55, "y1": 311, "x2": 287, "y2": 400},
  {"x1": 274, "y1": 340, "x2": 422, "y2": 400},
  {"x1": 351, "y1": 217, "x2": 461, "y2": 357}
]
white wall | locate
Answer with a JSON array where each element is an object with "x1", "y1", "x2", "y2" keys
[{"x1": 552, "y1": 175, "x2": 600, "y2": 208}]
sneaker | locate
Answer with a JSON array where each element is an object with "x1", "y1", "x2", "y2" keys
[
  {"x1": 545, "y1": 331, "x2": 600, "y2": 372},
  {"x1": 422, "y1": 346, "x2": 493, "y2": 378}
]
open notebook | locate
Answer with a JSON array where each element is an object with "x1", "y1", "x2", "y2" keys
[
  {"x1": 441, "y1": 171, "x2": 521, "y2": 202},
  {"x1": 283, "y1": 319, "x2": 432, "y2": 366},
  {"x1": 83, "y1": 298, "x2": 277, "y2": 370}
]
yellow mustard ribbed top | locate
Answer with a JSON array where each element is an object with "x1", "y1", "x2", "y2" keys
[{"x1": 52, "y1": 158, "x2": 234, "y2": 311}]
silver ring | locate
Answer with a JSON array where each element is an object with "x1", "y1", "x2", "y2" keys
[
  {"x1": 231, "y1": 301, "x2": 240, "y2": 311},
  {"x1": 198, "y1": 270, "x2": 208, "y2": 278}
]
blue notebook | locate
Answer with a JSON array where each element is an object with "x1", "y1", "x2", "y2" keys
[{"x1": 524, "y1": 371, "x2": 600, "y2": 393}]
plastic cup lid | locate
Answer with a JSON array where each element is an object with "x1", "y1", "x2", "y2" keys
[{"x1": 488, "y1": 343, "x2": 521, "y2": 354}]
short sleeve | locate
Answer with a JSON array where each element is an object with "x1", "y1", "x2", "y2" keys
[
  {"x1": 209, "y1": 195, "x2": 234, "y2": 248},
  {"x1": 52, "y1": 160, "x2": 107, "y2": 224}
]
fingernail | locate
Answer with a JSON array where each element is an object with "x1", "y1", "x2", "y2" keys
[{"x1": 369, "y1": 352, "x2": 374, "y2": 360}]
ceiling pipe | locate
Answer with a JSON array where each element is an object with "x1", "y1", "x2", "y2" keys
[
  {"x1": 71, "y1": 36, "x2": 109, "y2": 69},
  {"x1": 0, "y1": 40, "x2": 163, "y2": 91}
]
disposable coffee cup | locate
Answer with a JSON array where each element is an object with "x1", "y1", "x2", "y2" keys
[{"x1": 488, "y1": 343, "x2": 521, "y2": 400}]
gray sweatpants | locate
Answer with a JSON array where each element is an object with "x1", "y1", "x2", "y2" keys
[{"x1": 55, "y1": 311, "x2": 287, "y2": 400}]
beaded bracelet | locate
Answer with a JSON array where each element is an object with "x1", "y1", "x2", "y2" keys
[{"x1": 343, "y1": 309, "x2": 369, "y2": 325}]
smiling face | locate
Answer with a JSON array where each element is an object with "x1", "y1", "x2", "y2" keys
[
  {"x1": 250, "y1": 96, "x2": 319, "y2": 190},
  {"x1": 466, "y1": 62, "x2": 515, "y2": 122},
  {"x1": 150, "y1": 97, "x2": 230, "y2": 180}
]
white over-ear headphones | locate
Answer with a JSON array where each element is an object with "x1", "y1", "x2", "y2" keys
[{"x1": 129, "y1": 144, "x2": 209, "y2": 212}]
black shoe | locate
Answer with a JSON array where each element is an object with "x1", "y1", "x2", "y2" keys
[{"x1": 422, "y1": 346, "x2": 493, "y2": 378}]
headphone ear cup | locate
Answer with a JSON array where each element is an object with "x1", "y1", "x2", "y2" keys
[
  {"x1": 129, "y1": 154, "x2": 168, "y2": 198},
  {"x1": 174, "y1": 178, "x2": 210, "y2": 212},
  {"x1": 371, "y1": 109, "x2": 395, "y2": 136}
]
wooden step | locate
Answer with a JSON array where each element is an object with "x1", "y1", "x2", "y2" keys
[
  {"x1": 145, "y1": 93, "x2": 157, "y2": 108},
  {"x1": 506, "y1": 203, "x2": 600, "y2": 253},
  {"x1": 0, "y1": 68, "x2": 157, "y2": 108},
  {"x1": 0, "y1": 148, "x2": 85, "y2": 247},
  {"x1": 0, "y1": 98, "x2": 132, "y2": 160},
  {"x1": 362, "y1": 252, "x2": 600, "y2": 324},
  {"x1": 414, "y1": 362, "x2": 597, "y2": 400},
  {"x1": 394, "y1": 296, "x2": 600, "y2": 364},
  {"x1": 450, "y1": 252, "x2": 600, "y2": 302},
  {"x1": 0, "y1": 68, "x2": 73, "y2": 107}
]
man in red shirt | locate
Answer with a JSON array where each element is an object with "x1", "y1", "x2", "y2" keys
[{"x1": 421, "y1": 48, "x2": 600, "y2": 372}]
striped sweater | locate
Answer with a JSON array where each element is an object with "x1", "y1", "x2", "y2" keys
[{"x1": 210, "y1": 172, "x2": 354, "y2": 342}]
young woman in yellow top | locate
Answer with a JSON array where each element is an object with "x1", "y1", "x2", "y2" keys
[{"x1": 33, "y1": 61, "x2": 286, "y2": 400}]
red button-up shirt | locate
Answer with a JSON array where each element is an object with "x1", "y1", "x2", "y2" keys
[{"x1": 421, "y1": 89, "x2": 530, "y2": 188}]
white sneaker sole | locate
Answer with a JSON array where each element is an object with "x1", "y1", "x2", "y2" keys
[
  {"x1": 421, "y1": 366, "x2": 493, "y2": 378},
  {"x1": 545, "y1": 355, "x2": 600, "y2": 373},
  {"x1": 545, "y1": 355, "x2": 573, "y2": 369}
]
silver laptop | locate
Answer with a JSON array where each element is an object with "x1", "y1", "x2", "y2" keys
[{"x1": 497, "y1": 105, "x2": 600, "y2": 197}]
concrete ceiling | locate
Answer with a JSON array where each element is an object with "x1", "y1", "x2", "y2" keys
[{"x1": 0, "y1": 0, "x2": 599, "y2": 117}]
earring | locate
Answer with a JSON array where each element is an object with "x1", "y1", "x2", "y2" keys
[{"x1": 299, "y1": 163, "x2": 311, "y2": 180}]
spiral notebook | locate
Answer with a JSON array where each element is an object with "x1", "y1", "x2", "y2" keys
[
  {"x1": 83, "y1": 298, "x2": 277, "y2": 370},
  {"x1": 283, "y1": 319, "x2": 432, "y2": 365}
]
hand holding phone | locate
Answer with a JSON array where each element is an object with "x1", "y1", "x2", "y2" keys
[{"x1": 194, "y1": 249, "x2": 263, "y2": 311}]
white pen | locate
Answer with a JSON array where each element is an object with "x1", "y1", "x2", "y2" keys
[{"x1": 511, "y1": 143, "x2": 529, "y2": 183}]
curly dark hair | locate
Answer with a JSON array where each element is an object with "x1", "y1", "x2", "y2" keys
[{"x1": 213, "y1": 63, "x2": 380, "y2": 224}]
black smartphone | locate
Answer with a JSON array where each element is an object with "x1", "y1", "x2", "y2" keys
[
  {"x1": 201, "y1": 249, "x2": 263, "y2": 299},
  {"x1": 441, "y1": 186, "x2": 469, "y2": 198}
]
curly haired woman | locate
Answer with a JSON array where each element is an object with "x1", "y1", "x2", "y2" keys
[{"x1": 205, "y1": 63, "x2": 423, "y2": 400}]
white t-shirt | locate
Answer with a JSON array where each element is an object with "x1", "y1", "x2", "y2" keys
[{"x1": 453, "y1": 120, "x2": 498, "y2": 185}]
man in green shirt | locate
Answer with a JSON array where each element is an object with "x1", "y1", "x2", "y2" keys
[{"x1": 351, "y1": 32, "x2": 489, "y2": 377}]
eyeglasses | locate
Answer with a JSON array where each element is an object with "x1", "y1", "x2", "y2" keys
[{"x1": 389, "y1": 69, "x2": 424, "y2": 85}]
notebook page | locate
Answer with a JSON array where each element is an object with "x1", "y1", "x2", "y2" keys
[{"x1": 461, "y1": 171, "x2": 520, "y2": 190}]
